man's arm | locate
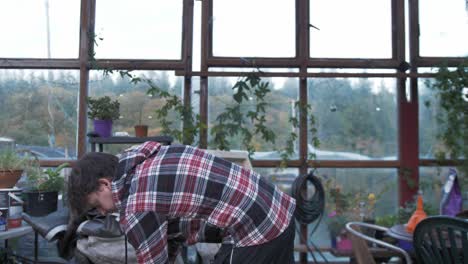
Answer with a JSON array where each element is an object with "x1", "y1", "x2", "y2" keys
[
  {"x1": 123, "y1": 211, "x2": 169, "y2": 264},
  {"x1": 177, "y1": 218, "x2": 224, "y2": 244}
]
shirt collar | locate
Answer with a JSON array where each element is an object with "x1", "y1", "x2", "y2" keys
[{"x1": 111, "y1": 141, "x2": 162, "y2": 212}]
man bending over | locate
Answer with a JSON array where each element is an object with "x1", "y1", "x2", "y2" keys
[{"x1": 68, "y1": 142, "x2": 296, "y2": 264}]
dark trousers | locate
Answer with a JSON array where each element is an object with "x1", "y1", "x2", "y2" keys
[{"x1": 213, "y1": 220, "x2": 296, "y2": 264}]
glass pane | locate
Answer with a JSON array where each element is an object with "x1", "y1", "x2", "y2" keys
[
  {"x1": 419, "y1": 78, "x2": 446, "y2": 159},
  {"x1": 193, "y1": 1, "x2": 202, "y2": 71},
  {"x1": 212, "y1": 0, "x2": 295, "y2": 57},
  {"x1": 308, "y1": 78, "x2": 397, "y2": 159},
  {"x1": 419, "y1": 166, "x2": 453, "y2": 213},
  {"x1": 313, "y1": 168, "x2": 398, "y2": 249},
  {"x1": 419, "y1": 0, "x2": 468, "y2": 57},
  {"x1": 88, "y1": 70, "x2": 183, "y2": 154},
  {"x1": 419, "y1": 75, "x2": 467, "y2": 160},
  {"x1": 0, "y1": 70, "x2": 79, "y2": 159},
  {"x1": 0, "y1": 0, "x2": 80, "y2": 58},
  {"x1": 309, "y1": 0, "x2": 392, "y2": 58},
  {"x1": 207, "y1": 77, "x2": 299, "y2": 159},
  {"x1": 94, "y1": 0, "x2": 183, "y2": 59},
  {"x1": 255, "y1": 167, "x2": 299, "y2": 195},
  {"x1": 191, "y1": 76, "x2": 201, "y2": 111}
]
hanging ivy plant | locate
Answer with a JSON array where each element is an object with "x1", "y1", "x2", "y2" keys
[
  {"x1": 278, "y1": 100, "x2": 320, "y2": 168},
  {"x1": 211, "y1": 72, "x2": 276, "y2": 156},
  {"x1": 145, "y1": 79, "x2": 202, "y2": 145},
  {"x1": 425, "y1": 61, "x2": 468, "y2": 184},
  {"x1": 88, "y1": 34, "x2": 320, "y2": 167},
  {"x1": 88, "y1": 33, "x2": 201, "y2": 145},
  {"x1": 210, "y1": 70, "x2": 320, "y2": 166}
]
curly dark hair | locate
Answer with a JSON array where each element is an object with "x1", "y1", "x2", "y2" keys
[{"x1": 67, "y1": 152, "x2": 118, "y2": 216}]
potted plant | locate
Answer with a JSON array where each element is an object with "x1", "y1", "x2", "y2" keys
[
  {"x1": 87, "y1": 96, "x2": 120, "y2": 138},
  {"x1": 23, "y1": 163, "x2": 68, "y2": 217},
  {"x1": 324, "y1": 176, "x2": 390, "y2": 251},
  {"x1": 0, "y1": 149, "x2": 31, "y2": 188},
  {"x1": 134, "y1": 105, "x2": 149, "y2": 138}
]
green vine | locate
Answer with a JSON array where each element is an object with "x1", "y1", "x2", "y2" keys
[
  {"x1": 211, "y1": 72, "x2": 276, "y2": 157},
  {"x1": 210, "y1": 70, "x2": 320, "y2": 166},
  {"x1": 146, "y1": 79, "x2": 201, "y2": 144},
  {"x1": 88, "y1": 33, "x2": 320, "y2": 167},
  {"x1": 88, "y1": 33, "x2": 200, "y2": 144},
  {"x1": 279, "y1": 100, "x2": 320, "y2": 168},
  {"x1": 426, "y1": 60, "x2": 468, "y2": 184}
]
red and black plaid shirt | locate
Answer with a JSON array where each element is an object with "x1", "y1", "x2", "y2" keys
[{"x1": 112, "y1": 142, "x2": 296, "y2": 264}]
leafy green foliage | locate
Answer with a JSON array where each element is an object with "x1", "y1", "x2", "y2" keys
[
  {"x1": 0, "y1": 247, "x2": 19, "y2": 264},
  {"x1": 26, "y1": 163, "x2": 68, "y2": 192},
  {"x1": 397, "y1": 199, "x2": 438, "y2": 224},
  {"x1": 427, "y1": 61, "x2": 468, "y2": 183},
  {"x1": 87, "y1": 33, "x2": 200, "y2": 144},
  {"x1": 375, "y1": 214, "x2": 399, "y2": 227},
  {"x1": 279, "y1": 101, "x2": 320, "y2": 167},
  {"x1": 324, "y1": 176, "x2": 390, "y2": 236},
  {"x1": 0, "y1": 149, "x2": 31, "y2": 171},
  {"x1": 86, "y1": 96, "x2": 120, "y2": 121},
  {"x1": 146, "y1": 79, "x2": 201, "y2": 144},
  {"x1": 88, "y1": 34, "x2": 319, "y2": 163},
  {"x1": 211, "y1": 73, "x2": 277, "y2": 158}
]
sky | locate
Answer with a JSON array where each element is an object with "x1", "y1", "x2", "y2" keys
[{"x1": 0, "y1": 0, "x2": 466, "y2": 88}]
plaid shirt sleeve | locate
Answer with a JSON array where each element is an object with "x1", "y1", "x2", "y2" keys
[{"x1": 123, "y1": 211, "x2": 169, "y2": 264}]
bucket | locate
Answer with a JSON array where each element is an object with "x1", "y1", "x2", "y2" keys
[
  {"x1": 24, "y1": 191, "x2": 58, "y2": 216},
  {"x1": 0, "y1": 188, "x2": 23, "y2": 229},
  {"x1": 8, "y1": 189, "x2": 23, "y2": 228}
]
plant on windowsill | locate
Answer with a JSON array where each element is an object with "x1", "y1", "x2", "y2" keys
[
  {"x1": 131, "y1": 92, "x2": 155, "y2": 138},
  {"x1": 0, "y1": 149, "x2": 33, "y2": 188},
  {"x1": 23, "y1": 163, "x2": 69, "y2": 217},
  {"x1": 324, "y1": 177, "x2": 389, "y2": 251},
  {"x1": 424, "y1": 61, "x2": 468, "y2": 186},
  {"x1": 87, "y1": 96, "x2": 120, "y2": 138},
  {"x1": 134, "y1": 107, "x2": 149, "y2": 138}
]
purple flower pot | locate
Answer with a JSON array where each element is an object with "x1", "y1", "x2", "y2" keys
[
  {"x1": 398, "y1": 239, "x2": 414, "y2": 252},
  {"x1": 93, "y1": 119, "x2": 113, "y2": 138}
]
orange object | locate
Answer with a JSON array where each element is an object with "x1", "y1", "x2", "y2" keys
[{"x1": 406, "y1": 193, "x2": 427, "y2": 233}]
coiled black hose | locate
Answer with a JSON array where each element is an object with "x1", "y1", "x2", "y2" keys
[
  {"x1": 291, "y1": 171, "x2": 325, "y2": 225},
  {"x1": 291, "y1": 170, "x2": 328, "y2": 263}
]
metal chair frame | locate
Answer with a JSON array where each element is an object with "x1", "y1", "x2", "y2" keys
[{"x1": 346, "y1": 221, "x2": 412, "y2": 264}]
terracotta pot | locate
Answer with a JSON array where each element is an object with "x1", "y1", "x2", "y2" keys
[
  {"x1": 0, "y1": 170, "x2": 23, "y2": 188},
  {"x1": 134, "y1": 125, "x2": 148, "y2": 138}
]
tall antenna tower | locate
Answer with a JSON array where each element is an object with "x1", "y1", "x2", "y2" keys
[{"x1": 45, "y1": 0, "x2": 56, "y2": 147}]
